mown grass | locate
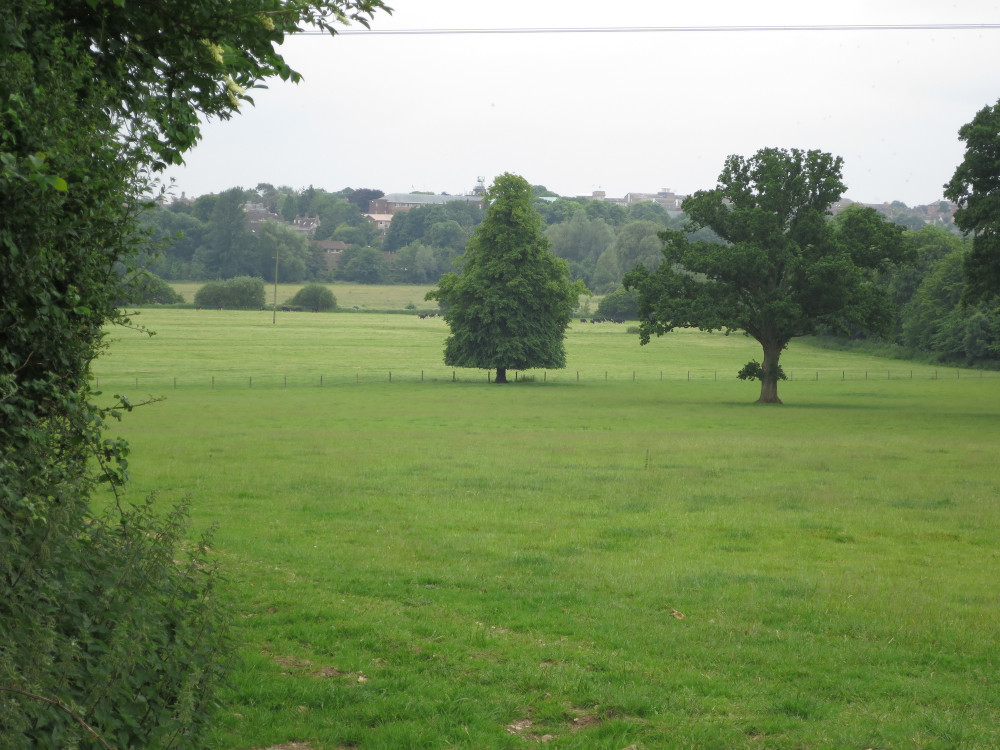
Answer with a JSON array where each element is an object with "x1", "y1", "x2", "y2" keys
[
  {"x1": 96, "y1": 310, "x2": 1000, "y2": 749},
  {"x1": 99, "y1": 309, "x2": 978, "y2": 391}
]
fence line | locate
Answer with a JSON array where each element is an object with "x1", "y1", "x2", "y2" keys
[{"x1": 92, "y1": 366, "x2": 999, "y2": 391}]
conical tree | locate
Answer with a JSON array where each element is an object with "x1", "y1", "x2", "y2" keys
[{"x1": 426, "y1": 173, "x2": 584, "y2": 383}]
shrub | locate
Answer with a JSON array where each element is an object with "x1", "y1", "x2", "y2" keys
[
  {"x1": 194, "y1": 276, "x2": 266, "y2": 309},
  {"x1": 289, "y1": 283, "x2": 337, "y2": 311},
  {"x1": 1, "y1": 491, "x2": 233, "y2": 749},
  {"x1": 596, "y1": 285, "x2": 640, "y2": 320},
  {"x1": 122, "y1": 271, "x2": 184, "y2": 305}
]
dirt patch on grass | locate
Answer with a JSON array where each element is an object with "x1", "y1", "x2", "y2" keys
[
  {"x1": 505, "y1": 718, "x2": 555, "y2": 743},
  {"x1": 268, "y1": 653, "x2": 353, "y2": 680}
]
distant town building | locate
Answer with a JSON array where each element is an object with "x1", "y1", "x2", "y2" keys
[
  {"x1": 368, "y1": 192, "x2": 484, "y2": 216},
  {"x1": 290, "y1": 215, "x2": 321, "y2": 237},
  {"x1": 243, "y1": 202, "x2": 281, "y2": 231},
  {"x1": 243, "y1": 202, "x2": 321, "y2": 237},
  {"x1": 363, "y1": 213, "x2": 394, "y2": 240},
  {"x1": 584, "y1": 188, "x2": 686, "y2": 211},
  {"x1": 313, "y1": 240, "x2": 348, "y2": 270}
]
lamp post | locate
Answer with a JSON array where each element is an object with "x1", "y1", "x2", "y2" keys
[{"x1": 272, "y1": 247, "x2": 279, "y2": 324}]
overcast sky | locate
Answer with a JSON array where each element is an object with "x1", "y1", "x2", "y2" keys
[{"x1": 161, "y1": 0, "x2": 1000, "y2": 207}]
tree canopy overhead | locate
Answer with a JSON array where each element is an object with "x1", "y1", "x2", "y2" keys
[
  {"x1": 944, "y1": 98, "x2": 1000, "y2": 307},
  {"x1": 427, "y1": 173, "x2": 586, "y2": 383},
  {"x1": 625, "y1": 147, "x2": 909, "y2": 403}
]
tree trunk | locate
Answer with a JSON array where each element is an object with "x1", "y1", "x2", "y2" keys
[
  {"x1": 495, "y1": 367, "x2": 508, "y2": 384},
  {"x1": 757, "y1": 339, "x2": 783, "y2": 404}
]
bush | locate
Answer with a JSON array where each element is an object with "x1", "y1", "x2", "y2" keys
[
  {"x1": 289, "y1": 283, "x2": 337, "y2": 311},
  {"x1": 194, "y1": 276, "x2": 266, "y2": 309},
  {"x1": 1, "y1": 490, "x2": 233, "y2": 749},
  {"x1": 597, "y1": 285, "x2": 640, "y2": 320},
  {"x1": 121, "y1": 271, "x2": 184, "y2": 305}
]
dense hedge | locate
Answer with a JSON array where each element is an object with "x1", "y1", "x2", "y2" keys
[
  {"x1": 194, "y1": 275, "x2": 266, "y2": 309},
  {"x1": 289, "y1": 283, "x2": 337, "y2": 311}
]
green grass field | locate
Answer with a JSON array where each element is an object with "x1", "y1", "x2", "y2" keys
[{"x1": 95, "y1": 310, "x2": 1000, "y2": 749}]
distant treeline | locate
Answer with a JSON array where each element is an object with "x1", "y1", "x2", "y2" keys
[
  {"x1": 811, "y1": 224, "x2": 1000, "y2": 368},
  {"x1": 137, "y1": 184, "x2": 996, "y2": 367}
]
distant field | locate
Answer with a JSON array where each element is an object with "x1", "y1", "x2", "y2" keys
[
  {"x1": 167, "y1": 282, "x2": 601, "y2": 314},
  {"x1": 167, "y1": 282, "x2": 438, "y2": 310},
  {"x1": 97, "y1": 309, "x2": 981, "y2": 391},
  {"x1": 96, "y1": 310, "x2": 1000, "y2": 749}
]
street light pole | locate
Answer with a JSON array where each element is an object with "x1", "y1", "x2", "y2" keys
[{"x1": 272, "y1": 247, "x2": 279, "y2": 324}]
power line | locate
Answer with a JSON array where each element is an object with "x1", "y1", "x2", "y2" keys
[{"x1": 307, "y1": 23, "x2": 1000, "y2": 36}]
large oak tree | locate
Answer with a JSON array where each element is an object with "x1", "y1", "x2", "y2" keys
[
  {"x1": 625, "y1": 148, "x2": 909, "y2": 404},
  {"x1": 427, "y1": 173, "x2": 585, "y2": 383}
]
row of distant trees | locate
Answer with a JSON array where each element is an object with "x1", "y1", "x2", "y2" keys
[
  {"x1": 142, "y1": 185, "x2": 382, "y2": 282},
  {"x1": 139, "y1": 180, "x2": 995, "y2": 367},
  {"x1": 141, "y1": 182, "x2": 706, "y2": 290}
]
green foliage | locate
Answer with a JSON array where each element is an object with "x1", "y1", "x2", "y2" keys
[
  {"x1": 383, "y1": 202, "x2": 482, "y2": 253},
  {"x1": 255, "y1": 219, "x2": 311, "y2": 282},
  {"x1": 736, "y1": 359, "x2": 787, "y2": 382},
  {"x1": 944, "y1": 98, "x2": 1000, "y2": 306},
  {"x1": 596, "y1": 285, "x2": 640, "y2": 320},
  {"x1": 2, "y1": 2, "x2": 390, "y2": 744},
  {"x1": 1, "y1": 496, "x2": 233, "y2": 749},
  {"x1": 545, "y1": 211, "x2": 615, "y2": 287},
  {"x1": 811, "y1": 225, "x2": 1000, "y2": 366},
  {"x1": 337, "y1": 246, "x2": 389, "y2": 284},
  {"x1": 626, "y1": 148, "x2": 910, "y2": 403},
  {"x1": 194, "y1": 276, "x2": 266, "y2": 309},
  {"x1": 289, "y1": 283, "x2": 337, "y2": 311},
  {"x1": 426, "y1": 173, "x2": 586, "y2": 382},
  {"x1": 122, "y1": 271, "x2": 185, "y2": 305}
]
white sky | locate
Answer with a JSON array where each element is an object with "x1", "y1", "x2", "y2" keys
[{"x1": 161, "y1": 0, "x2": 1000, "y2": 207}]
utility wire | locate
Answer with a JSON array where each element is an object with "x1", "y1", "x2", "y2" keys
[{"x1": 308, "y1": 23, "x2": 1000, "y2": 36}]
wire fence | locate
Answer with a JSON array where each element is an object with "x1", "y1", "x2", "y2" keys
[{"x1": 92, "y1": 365, "x2": 999, "y2": 391}]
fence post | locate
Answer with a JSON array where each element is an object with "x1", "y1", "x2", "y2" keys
[
  {"x1": 421, "y1": 370, "x2": 424, "y2": 382},
  {"x1": 249, "y1": 376, "x2": 252, "y2": 388},
  {"x1": 605, "y1": 371, "x2": 607, "y2": 381},
  {"x1": 320, "y1": 375, "x2": 323, "y2": 386},
  {"x1": 633, "y1": 371, "x2": 636, "y2": 382},
  {"x1": 453, "y1": 370, "x2": 456, "y2": 382},
  {"x1": 577, "y1": 371, "x2": 579, "y2": 382},
  {"x1": 284, "y1": 375, "x2": 287, "y2": 388},
  {"x1": 174, "y1": 377, "x2": 177, "y2": 389},
  {"x1": 687, "y1": 371, "x2": 690, "y2": 382},
  {"x1": 135, "y1": 377, "x2": 138, "y2": 388},
  {"x1": 212, "y1": 376, "x2": 214, "y2": 389},
  {"x1": 389, "y1": 371, "x2": 392, "y2": 383}
]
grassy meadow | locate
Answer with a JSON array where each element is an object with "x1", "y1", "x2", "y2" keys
[{"x1": 94, "y1": 308, "x2": 1000, "y2": 749}]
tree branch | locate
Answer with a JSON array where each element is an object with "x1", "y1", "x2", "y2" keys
[{"x1": 0, "y1": 687, "x2": 116, "y2": 750}]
